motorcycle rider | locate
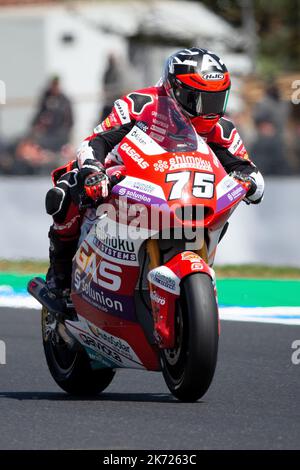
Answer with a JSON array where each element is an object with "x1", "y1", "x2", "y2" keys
[{"x1": 45, "y1": 48, "x2": 265, "y2": 295}]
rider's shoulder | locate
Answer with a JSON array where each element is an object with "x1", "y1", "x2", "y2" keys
[
  {"x1": 210, "y1": 117, "x2": 237, "y2": 142},
  {"x1": 121, "y1": 86, "x2": 162, "y2": 117}
]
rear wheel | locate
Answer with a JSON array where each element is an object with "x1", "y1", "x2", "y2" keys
[
  {"x1": 160, "y1": 273, "x2": 219, "y2": 402},
  {"x1": 41, "y1": 307, "x2": 115, "y2": 396}
]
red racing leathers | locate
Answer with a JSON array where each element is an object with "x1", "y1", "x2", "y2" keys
[{"x1": 45, "y1": 85, "x2": 264, "y2": 286}]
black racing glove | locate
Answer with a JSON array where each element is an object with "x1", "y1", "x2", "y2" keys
[{"x1": 78, "y1": 158, "x2": 109, "y2": 208}]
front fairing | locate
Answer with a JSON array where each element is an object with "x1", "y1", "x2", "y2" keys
[{"x1": 112, "y1": 96, "x2": 247, "y2": 228}]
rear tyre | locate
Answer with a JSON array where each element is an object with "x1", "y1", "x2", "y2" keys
[
  {"x1": 41, "y1": 307, "x2": 115, "y2": 396},
  {"x1": 160, "y1": 273, "x2": 219, "y2": 402}
]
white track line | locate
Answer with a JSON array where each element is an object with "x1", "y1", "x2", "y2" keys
[
  {"x1": 1, "y1": 295, "x2": 300, "y2": 326},
  {"x1": 219, "y1": 306, "x2": 300, "y2": 326},
  {"x1": 0, "y1": 295, "x2": 40, "y2": 309}
]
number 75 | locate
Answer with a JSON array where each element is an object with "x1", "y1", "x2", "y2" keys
[{"x1": 166, "y1": 171, "x2": 215, "y2": 200}]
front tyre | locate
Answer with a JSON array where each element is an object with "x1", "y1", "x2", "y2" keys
[
  {"x1": 41, "y1": 307, "x2": 115, "y2": 396},
  {"x1": 160, "y1": 273, "x2": 219, "y2": 402}
]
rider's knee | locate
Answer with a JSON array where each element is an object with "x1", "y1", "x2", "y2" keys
[{"x1": 45, "y1": 187, "x2": 66, "y2": 218}]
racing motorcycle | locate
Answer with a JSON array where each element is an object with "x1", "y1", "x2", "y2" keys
[{"x1": 28, "y1": 96, "x2": 249, "y2": 402}]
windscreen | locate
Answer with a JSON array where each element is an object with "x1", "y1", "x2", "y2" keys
[{"x1": 136, "y1": 96, "x2": 198, "y2": 153}]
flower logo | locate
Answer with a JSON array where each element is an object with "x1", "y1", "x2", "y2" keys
[{"x1": 154, "y1": 160, "x2": 169, "y2": 172}]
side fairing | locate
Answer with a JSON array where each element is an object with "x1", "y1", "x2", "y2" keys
[
  {"x1": 70, "y1": 214, "x2": 161, "y2": 371},
  {"x1": 147, "y1": 251, "x2": 216, "y2": 348}
]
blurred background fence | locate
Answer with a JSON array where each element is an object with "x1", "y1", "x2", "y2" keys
[
  {"x1": 0, "y1": 0, "x2": 299, "y2": 264},
  {"x1": 1, "y1": 175, "x2": 299, "y2": 265}
]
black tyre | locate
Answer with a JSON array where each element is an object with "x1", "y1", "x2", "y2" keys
[
  {"x1": 160, "y1": 273, "x2": 219, "y2": 402},
  {"x1": 41, "y1": 307, "x2": 115, "y2": 396}
]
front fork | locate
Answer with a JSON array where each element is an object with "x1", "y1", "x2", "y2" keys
[
  {"x1": 146, "y1": 239, "x2": 215, "y2": 348},
  {"x1": 146, "y1": 239, "x2": 209, "y2": 267},
  {"x1": 146, "y1": 239, "x2": 161, "y2": 270}
]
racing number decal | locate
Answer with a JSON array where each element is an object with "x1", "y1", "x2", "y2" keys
[
  {"x1": 193, "y1": 172, "x2": 215, "y2": 198},
  {"x1": 166, "y1": 172, "x2": 215, "y2": 200},
  {"x1": 166, "y1": 172, "x2": 190, "y2": 200}
]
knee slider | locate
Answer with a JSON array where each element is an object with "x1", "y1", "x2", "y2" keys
[{"x1": 45, "y1": 187, "x2": 65, "y2": 216}]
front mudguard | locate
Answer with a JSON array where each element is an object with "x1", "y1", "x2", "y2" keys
[{"x1": 147, "y1": 251, "x2": 215, "y2": 348}]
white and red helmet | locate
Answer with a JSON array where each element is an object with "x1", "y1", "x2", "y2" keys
[{"x1": 162, "y1": 48, "x2": 231, "y2": 133}]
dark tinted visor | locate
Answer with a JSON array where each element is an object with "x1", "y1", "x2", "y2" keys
[{"x1": 175, "y1": 83, "x2": 229, "y2": 116}]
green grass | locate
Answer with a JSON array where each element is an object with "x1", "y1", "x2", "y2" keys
[
  {"x1": 0, "y1": 259, "x2": 48, "y2": 274},
  {"x1": 1, "y1": 259, "x2": 300, "y2": 279},
  {"x1": 214, "y1": 265, "x2": 300, "y2": 279}
]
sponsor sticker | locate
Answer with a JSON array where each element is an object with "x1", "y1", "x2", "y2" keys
[
  {"x1": 94, "y1": 124, "x2": 104, "y2": 133},
  {"x1": 218, "y1": 175, "x2": 237, "y2": 195},
  {"x1": 115, "y1": 99, "x2": 130, "y2": 123},
  {"x1": 227, "y1": 185, "x2": 244, "y2": 201},
  {"x1": 118, "y1": 187, "x2": 127, "y2": 196},
  {"x1": 119, "y1": 142, "x2": 149, "y2": 169},
  {"x1": 86, "y1": 323, "x2": 143, "y2": 364},
  {"x1": 112, "y1": 176, "x2": 167, "y2": 203},
  {"x1": 93, "y1": 234, "x2": 137, "y2": 263},
  {"x1": 94, "y1": 111, "x2": 119, "y2": 134},
  {"x1": 154, "y1": 160, "x2": 169, "y2": 172},
  {"x1": 65, "y1": 319, "x2": 145, "y2": 368},
  {"x1": 241, "y1": 151, "x2": 250, "y2": 160},
  {"x1": 88, "y1": 325, "x2": 130, "y2": 354},
  {"x1": 153, "y1": 155, "x2": 213, "y2": 173},
  {"x1": 151, "y1": 272, "x2": 176, "y2": 290},
  {"x1": 228, "y1": 132, "x2": 243, "y2": 154},
  {"x1": 151, "y1": 110, "x2": 168, "y2": 122},
  {"x1": 127, "y1": 125, "x2": 168, "y2": 156},
  {"x1": 150, "y1": 124, "x2": 167, "y2": 135},
  {"x1": 152, "y1": 118, "x2": 168, "y2": 129},
  {"x1": 136, "y1": 121, "x2": 149, "y2": 132},
  {"x1": 116, "y1": 187, "x2": 152, "y2": 203},
  {"x1": 149, "y1": 131, "x2": 164, "y2": 142},
  {"x1": 216, "y1": 176, "x2": 246, "y2": 212},
  {"x1": 130, "y1": 128, "x2": 147, "y2": 146},
  {"x1": 202, "y1": 72, "x2": 224, "y2": 80},
  {"x1": 148, "y1": 267, "x2": 180, "y2": 295},
  {"x1": 80, "y1": 332, "x2": 123, "y2": 364},
  {"x1": 181, "y1": 252, "x2": 202, "y2": 263},
  {"x1": 191, "y1": 262, "x2": 203, "y2": 271},
  {"x1": 150, "y1": 290, "x2": 166, "y2": 306},
  {"x1": 132, "y1": 181, "x2": 155, "y2": 194},
  {"x1": 74, "y1": 271, "x2": 124, "y2": 312}
]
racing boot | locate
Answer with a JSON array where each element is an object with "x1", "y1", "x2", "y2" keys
[{"x1": 46, "y1": 227, "x2": 79, "y2": 298}]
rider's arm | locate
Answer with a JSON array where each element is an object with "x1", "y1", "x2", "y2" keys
[
  {"x1": 207, "y1": 118, "x2": 265, "y2": 204},
  {"x1": 209, "y1": 143, "x2": 265, "y2": 204},
  {"x1": 77, "y1": 98, "x2": 135, "y2": 169},
  {"x1": 87, "y1": 122, "x2": 134, "y2": 165}
]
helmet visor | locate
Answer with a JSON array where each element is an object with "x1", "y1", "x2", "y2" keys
[{"x1": 175, "y1": 82, "x2": 229, "y2": 117}]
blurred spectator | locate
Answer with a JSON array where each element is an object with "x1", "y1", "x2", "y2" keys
[
  {"x1": 12, "y1": 138, "x2": 49, "y2": 175},
  {"x1": 253, "y1": 82, "x2": 289, "y2": 134},
  {"x1": 31, "y1": 76, "x2": 74, "y2": 152},
  {"x1": 250, "y1": 120, "x2": 289, "y2": 175},
  {"x1": 287, "y1": 103, "x2": 300, "y2": 173},
  {"x1": 1, "y1": 76, "x2": 76, "y2": 175},
  {"x1": 100, "y1": 53, "x2": 126, "y2": 121},
  {"x1": 10, "y1": 137, "x2": 75, "y2": 176},
  {"x1": 0, "y1": 135, "x2": 12, "y2": 175},
  {"x1": 250, "y1": 82, "x2": 292, "y2": 175}
]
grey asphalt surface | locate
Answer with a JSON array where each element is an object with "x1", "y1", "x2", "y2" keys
[{"x1": 0, "y1": 306, "x2": 299, "y2": 450}]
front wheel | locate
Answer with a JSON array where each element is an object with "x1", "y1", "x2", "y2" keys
[
  {"x1": 160, "y1": 273, "x2": 219, "y2": 402},
  {"x1": 41, "y1": 307, "x2": 115, "y2": 396}
]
